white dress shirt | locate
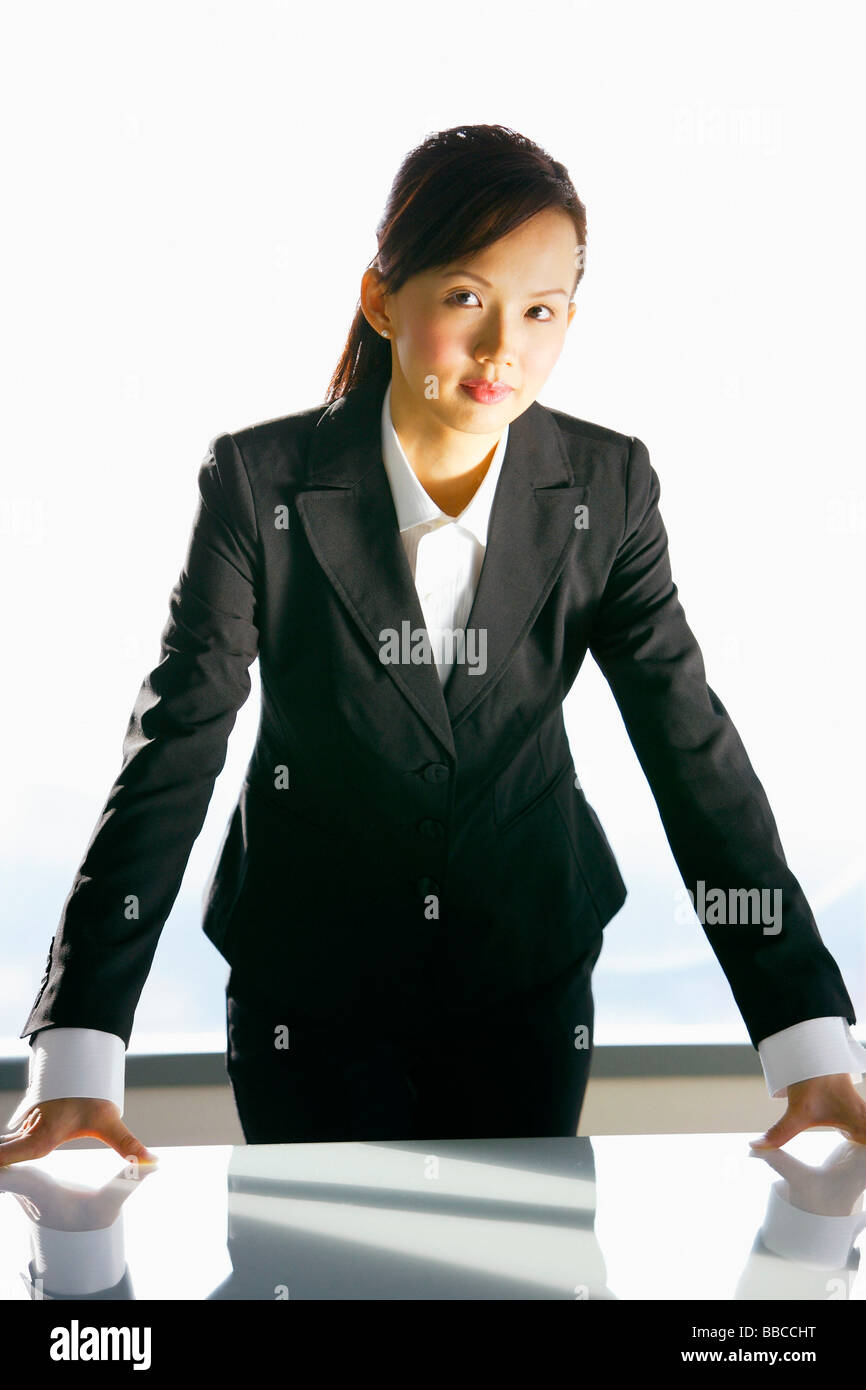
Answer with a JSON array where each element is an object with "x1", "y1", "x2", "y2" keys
[{"x1": 9, "y1": 380, "x2": 866, "y2": 1128}]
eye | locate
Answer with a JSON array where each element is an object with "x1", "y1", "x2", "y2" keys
[{"x1": 445, "y1": 291, "x2": 555, "y2": 321}]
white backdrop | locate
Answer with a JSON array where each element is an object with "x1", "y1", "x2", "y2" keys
[{"x1": 2, "y1": 0, "x2": 863, "y2": 1052}]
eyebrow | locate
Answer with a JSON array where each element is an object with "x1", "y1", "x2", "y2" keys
[{"x1": 439, "y1": 269, "x2": 569, "y2": 297}]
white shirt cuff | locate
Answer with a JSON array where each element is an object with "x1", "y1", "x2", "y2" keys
[
  {"x1": 6, "y1": 1028, "x2": 125, "y2": 1127},
  {"x1": 758, "y1": 1016, "x2": 866, "y2": 1099},
  {"x1": 760, "y1": 1181, "x2": 866, "y2": 1269},
  {"x1": 29, "y1": 1215, "x2": 127, "y2": 1296}
]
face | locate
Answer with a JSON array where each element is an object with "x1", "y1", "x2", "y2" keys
[{"x1": 361, "y1": 206, "x2": 579, "y2": 437}]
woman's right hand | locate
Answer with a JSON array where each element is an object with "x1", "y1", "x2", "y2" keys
[{"x1": 0, "y1": 1098, "x2": 157, "y2": 1168}]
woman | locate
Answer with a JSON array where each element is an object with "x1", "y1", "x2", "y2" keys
[{"x1": 4, "y1": 124, "x2": 866, "y2": 1162}]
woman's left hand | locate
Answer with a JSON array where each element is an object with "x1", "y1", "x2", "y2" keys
[{"x1": 750, "y1": 1073, "x2": 866, "y2": 1149}]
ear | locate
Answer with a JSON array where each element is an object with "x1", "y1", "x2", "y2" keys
[
  {"x1": 360, "y1": 266, "x2": 390, "y2": 336},
  {"x1": 566, "y1": 300, "x2": 577, "y2": 328}
]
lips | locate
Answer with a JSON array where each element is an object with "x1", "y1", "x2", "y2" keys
[{"x1": 459, "y1": 380, "x2": 513, "y2": 404}]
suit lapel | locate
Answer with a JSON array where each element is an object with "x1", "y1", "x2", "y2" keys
[
  {"x1": 442, "y1": 401, "x2": 589, "y2": 727},
  {"x1": 294, "y1": 375, "x2": 589, "y2": 754}
]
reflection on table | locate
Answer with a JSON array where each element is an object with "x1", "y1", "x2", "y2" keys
[{"x1": 1, "y1": 1131, "x2": 864, "y2": 1300}]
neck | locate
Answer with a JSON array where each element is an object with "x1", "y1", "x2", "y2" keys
[{"x1": 387, "y1": 371, "x2": 504, "y2": 485}]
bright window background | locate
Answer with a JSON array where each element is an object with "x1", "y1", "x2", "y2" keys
[{"x1": 2, "y1": 0, "x2": 863, "y2": 1055}]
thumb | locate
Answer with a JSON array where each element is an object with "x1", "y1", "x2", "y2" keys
[
  {"x1": 750, "y1": 1108, "x2": 804, "y2": 1151},
  {"x1": 100, "y1": 1114, "x2": 157, "y2": 1167}
]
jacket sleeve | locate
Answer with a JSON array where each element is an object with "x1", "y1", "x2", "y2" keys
[
  {"x1": 20, "y1": 433, "x2": 260, "y2": 1047},
  {"x1": 588, "y1": 434, "x2": 856, "y2": 1048}
]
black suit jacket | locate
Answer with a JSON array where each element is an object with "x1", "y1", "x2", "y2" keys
[{"x1": 22, "y1": 374, "x2": 856, "y2": 1048}]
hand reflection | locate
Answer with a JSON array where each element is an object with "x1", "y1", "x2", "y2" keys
[
  {"x1": 0, "y1": 1161, "x2": 155, "y2": 1231},
  {"x1": 750, "y1": 1138, "x2": 866, "y2": 1218}
]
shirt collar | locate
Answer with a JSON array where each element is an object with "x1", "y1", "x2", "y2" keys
[{"x1": 380, "y1": 377, "x2": 508, "y2": 548}]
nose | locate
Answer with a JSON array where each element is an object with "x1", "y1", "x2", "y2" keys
[{"x1": 474, "y1": 311, "x2": 515, "y2": 375}]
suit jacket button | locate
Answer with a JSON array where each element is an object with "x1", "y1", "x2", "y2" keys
[
  {"x1": 423, "y1": 763, "x2": 449, "y2": 784},
  {"x1": 419, "y1": 819, "x2": 445, "y2": 840}
]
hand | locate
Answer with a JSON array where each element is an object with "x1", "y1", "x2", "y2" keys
[
  {"x1": 750, "y1": 1073, "x2": 866, "y2": 1150},
  {"x1": 0, "y1": 1098, "x2": 157, "y2": 1168}
]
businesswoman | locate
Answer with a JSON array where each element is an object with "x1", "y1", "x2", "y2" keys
[{"x1": 4, "y1": 124, "x2": 866, "y2": 1165}]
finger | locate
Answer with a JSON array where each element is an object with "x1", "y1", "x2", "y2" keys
[
  {"x1": 95, "y1": 1116, "x2": 157, "y2": 1166},
  {"x1": 0, "y1": 1129, "x2": 58, "y2": 1167},
  {"x1": 749, "y1": 1110, "x2": 808, "y2": 1150},
  {"x1": 0, "y1": 1118, "x2": 39, "y2": 1143},
  {"x1": 0, "y1": 1109, "x2": 44, "y2": 1153},
  {"x1": 0, "y1": 1106, "x2": 41, "y2": 1142},
  {"x1": 748, "y1": 1147, "x2": 806, "y2": 1179},
  {"x1": 840, "y1": 1097, "x2": 866, "y2": 1144},
  {"x1": 834, "y1": 1112, "x2": 866, "y2": 1145}
]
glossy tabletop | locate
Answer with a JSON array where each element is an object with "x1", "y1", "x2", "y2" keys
[{"x1": 1, "y1": 1130, "x2": 864, "y2": 1301}]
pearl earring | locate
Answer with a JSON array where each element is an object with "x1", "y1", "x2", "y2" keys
[{"x1": 381, "y1": 329, "x2": 390, "y2": 338}]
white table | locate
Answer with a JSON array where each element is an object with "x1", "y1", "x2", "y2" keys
[{"x1": 1, "y1": 1130, "x2": 864, "y2": 1301}]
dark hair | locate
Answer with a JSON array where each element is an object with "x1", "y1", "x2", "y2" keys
[{"x1": 325, "y1": 123, "x2": 587, "y2": 403}]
